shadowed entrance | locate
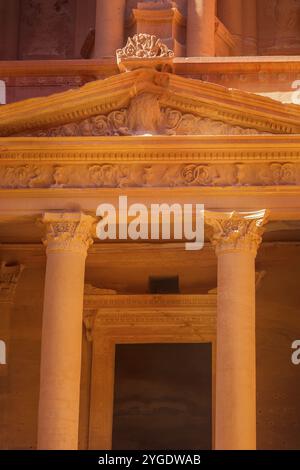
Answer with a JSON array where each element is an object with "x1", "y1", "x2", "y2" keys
[{"x1": 112, "y1": 343, "x2": 212, "y2": 450}]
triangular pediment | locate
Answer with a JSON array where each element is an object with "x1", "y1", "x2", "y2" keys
[{"x1": 1, "y1": 68, "x2": 300, "y2": 137}]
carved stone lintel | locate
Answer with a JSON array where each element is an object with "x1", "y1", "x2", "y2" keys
[
  {"x1": 83, "y1": 293, "x2": 217, "y2": 341},
  {"x1": 0, "y1": 262, "x2": 24, "y2": 303},
  {"x1": 41, "y1": 212, "x2": 95, "y2": 255},
  {"x1": 206, "y1": 210, "x2": 269, "y2": 255}
]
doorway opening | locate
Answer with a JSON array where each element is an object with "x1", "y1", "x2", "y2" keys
[{"x1": 112, "y1": 343, "x2": 212, "y2": 450}]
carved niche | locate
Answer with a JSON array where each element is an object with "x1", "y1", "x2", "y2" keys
[
  {"x1": 19, "y1": 0, "x2": 76, "y2": 59},
  {"x1": 260, "y1": 0, "x2": 300, "y2": 53}
]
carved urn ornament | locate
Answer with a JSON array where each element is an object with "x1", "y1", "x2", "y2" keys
[{"x1": 116, "y1": 33, "x2": 174, "y2": 72}]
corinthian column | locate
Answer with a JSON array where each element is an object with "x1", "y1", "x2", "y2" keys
[
  {"x1": 94, "y1": 0, "x2": 126, "y2": 57},
  {"x1": 206, "y1": 210, "x2": 268, "y2": 450},
  {"x1": 187, "y1": 0, "x2": 216, "y2": 57},
  {"x1": 37, "y1": 212, "x2": 95, "y2": 450}
]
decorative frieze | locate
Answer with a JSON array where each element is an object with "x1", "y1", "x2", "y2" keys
[{"x1": 1, "y1": 162, "x2": 300, "y2": 189}]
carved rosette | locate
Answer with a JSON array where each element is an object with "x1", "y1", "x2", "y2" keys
[
  {"x1": 206, "y1": 210, "x2": 269, "y2": 256},
  {"x1": 0, "y1": 262, "x2": 24, "y2": 303},
  {"x1": 42, "y1": 212, "x2": 95, "y2": 256}
]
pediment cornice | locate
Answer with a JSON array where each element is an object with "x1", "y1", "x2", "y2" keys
[{"x1": 1, "y1": 68, "x2": 300, "y2": 136}]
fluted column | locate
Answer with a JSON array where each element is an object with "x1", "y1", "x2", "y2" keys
[
  {"x1": 94, "y1": 0, "x2": 126, "y2": 57},
  {"x1": 37, "y1": 212, "x2": 95, "y2": 450},
  {"x1": 187, "y1": 0, "x2": 216, "y2": 57},
  {"x1": 206, "y1": 210, "x2": 268, "y2": 450},
  {"x1": 218, "y1": 0, "x2": 243, "y2": 55}
]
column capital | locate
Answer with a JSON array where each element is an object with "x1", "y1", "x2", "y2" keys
[
  {"x1": 41, "y1": 212, "x2": 95, "y2": 255},
  {"x1": 0, "y1": 262, "x2": 24, "y2": 303},
  {"x1": 206, "y1": 210, "x2": 269, "y2": 256}
]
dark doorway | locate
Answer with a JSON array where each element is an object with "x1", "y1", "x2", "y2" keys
[{"x1": 112, "y1": 343, "x2": 212, "y2": 450}]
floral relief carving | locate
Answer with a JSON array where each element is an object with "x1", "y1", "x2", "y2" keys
[
  {"x1": 17, "y1": 103, "x2": 270, "y2": 137},
  {"x1": 0, "y1": 165, "x2": 54, "y2": 188},
  {"x1": 162, "y1": 108, "x2": 269, "y2": 136},
  {"x1": 1, "y1": 163, "x2": 300, "y2": 190},
  {"x1": 181, "y1": 164, "x2": 226, "y2": 186},
  {"x1": 259, "y1": 163, "x2": 297, "y2": 185},
  {"x1": 116, "y1": 34, "x2": 174, "y2": 61}
]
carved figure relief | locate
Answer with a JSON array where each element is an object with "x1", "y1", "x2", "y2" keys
[
  {"x1": 264, "y1": 0, "x2": 300, "y2": 48},
  {"x1": 19, "y1": 0, "x2": 76, "y2": 59}
]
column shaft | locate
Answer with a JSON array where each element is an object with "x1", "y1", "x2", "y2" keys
[
  {"x1": 243, "y1": 0, "x2": 257, "y2": 56},
  {"x1": 94, "y1": 0, "x2": 126, "y2": 57},
  {"x1": 206, "y1": 210, "x2": 268, "y2": 450},
  {"x1": 218, "y1": 0, "x2": 243, "y2": 55},
  {"x1": 216, "y1": 249, "x2": 256, "y2": 449},
  {"x1": 187, "y1": 0, "x2": 216, "y2": 57},
  {"x1": 37, "y1": 213, "x2": 94, "y2": 450}
]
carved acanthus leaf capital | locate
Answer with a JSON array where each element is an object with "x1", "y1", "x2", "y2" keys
[
  {"x1": 206, "y1": 210, "x2": 269, "y2": 255},
  {"x1": 41, "y1": 212, "x2": 95, "y2": 255},
  {"x1": 0, "y1": 262, "x2": 24, "y2": 303}
]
